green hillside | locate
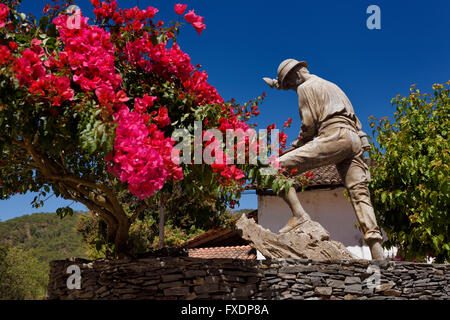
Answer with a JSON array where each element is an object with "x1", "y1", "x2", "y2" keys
[
  {"x1": 0, "y1": 211, "x2": 88, "y2": 299},
  {"x1": 0, "y1": 211, "x2": 88, "y2": 263}
]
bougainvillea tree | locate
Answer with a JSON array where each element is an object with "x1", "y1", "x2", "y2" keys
[{"x1": 0, "y1": 0, "x2": 301, "y2": 256}]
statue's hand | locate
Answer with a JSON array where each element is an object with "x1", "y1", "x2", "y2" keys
[
  {"x1": 358, "y1": 131, "x2": 371, "y2": 152},
  {"x1": 291, "y1": 138, "x2": 304, "y2": 148},
  {"x1": 291, "y1": 135, "x2": 306, "y2": 148},
  {"x1": 263, "y1": 77, "x2": 279, "y2": 89},
  {"x1": 361, "y1": 136, "x2": 371, "y2": 152}
]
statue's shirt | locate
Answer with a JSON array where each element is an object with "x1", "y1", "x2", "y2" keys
[{"x1": 297, "y1": 75, "x2": 362, "y2": 142}]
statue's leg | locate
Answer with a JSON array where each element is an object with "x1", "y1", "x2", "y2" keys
[
  {"x1": 277, "y1": 131, "x2": 350, "y2": 234},
  {"x1": 349, "y1": 183, "x2": 384, "y2": 260},
  {"x1": 278, "y1": 186, "x2": 312, "y2": 233},
  {"x1": 336, "y1": 156, "x2": 384, "y2": 260}
]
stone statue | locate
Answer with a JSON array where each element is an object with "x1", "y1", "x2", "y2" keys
[{"x1": 263, "y1": 59, "x2": 384, "y2": 260}]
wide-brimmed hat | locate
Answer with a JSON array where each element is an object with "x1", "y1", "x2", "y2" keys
[{"x1": 277, "y1": 59, "x2": 308, "y2": 88}]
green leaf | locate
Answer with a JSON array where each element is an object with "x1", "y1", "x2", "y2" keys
[
  {"x1": 432, "y1": 236, "x2": 440, "y2": 249},
  {"x1": 248, "y1": 168, "x2": 255, "y2": 180},
  {"x1": 263, "y1": 174, "x2": 271, "y2": 187},
  {"x1": 272, "y1": 178, "x2": 280, "y2": 193},
  {"x1": 56, "y1": 207, "x2": 74, "y2": 219},
  {"x1": 381, "y1": 191, "x2": 387, "y2": 203},
  {"x1": 284, "y1": 180, "x2": 294, "y2": 196}
]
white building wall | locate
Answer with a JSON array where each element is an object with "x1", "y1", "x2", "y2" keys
[{"x1": 257, "y1": 187, "x2": 396, "y2": 260}]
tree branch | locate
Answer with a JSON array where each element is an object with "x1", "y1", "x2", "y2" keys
[
  {"x1": 54, "y1": 181, "x2": 118, "y2": 229},
  {"x1": 130, "y1": 202, "x2": 148, "y2": 223},
  {"x1": 21, "y1": 136, "x2": 131, "y2": 249}
]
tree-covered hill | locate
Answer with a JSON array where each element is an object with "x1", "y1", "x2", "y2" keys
[
  {"x1": 0, "y1": 211, "x2": 88, "y2": 263},
  {"x1": 0, "y1": 211, "x2": 89, "y2": 299}
]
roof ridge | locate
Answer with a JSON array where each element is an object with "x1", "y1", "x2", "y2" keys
[{"x1": 188, "y1": 245, "x2": 252, "y2": 251}]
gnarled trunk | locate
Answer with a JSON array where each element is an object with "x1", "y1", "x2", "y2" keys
[
  {"x1": 114, "y1": 219, "x2": 131, "y2": 258},
  {"x1": 20, "y1": 137, "x2": 133, "y2": 258}
]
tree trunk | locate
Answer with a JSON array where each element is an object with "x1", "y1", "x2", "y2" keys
[
  {"x1": 106, "y1": 222, "x2": 118, "y2": 244},
  {"x1": 19, "y1": 137, "x2": 134, "y2": 258},
  {"x1": 114, "y1": 219, "x2": 131, "y2": 258},
  {"x1": 158, "y1": 198, "x2": 165, "y2": 249}
]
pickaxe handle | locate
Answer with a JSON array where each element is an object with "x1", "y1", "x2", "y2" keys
[{"x1": 279, "y1": 146, "x2": 297, "y2": 156}]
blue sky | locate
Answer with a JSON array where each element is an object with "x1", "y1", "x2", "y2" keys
[{"x1": 1, "y1": 0, "x2": 449, "y2": 221}]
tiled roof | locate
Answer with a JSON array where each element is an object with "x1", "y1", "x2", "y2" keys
[
  {"x1": 181, "y1": 228, "x2": 247, "y2": 248},
  {"x1": 246, "y1": 158, "x2": 372, "y2": 191},
  {"x1": 307, "y1": 163, "x2": 342, "y2": 187},
  {"x1": 245, "y1": 163, "x2": 342, "y2": 192},
  {"x1": 188, "y1": 245, "x2": 257, "y2": 259},
  {"x1": 306, "y1": 158, "x2": 374, "y2": 187}
]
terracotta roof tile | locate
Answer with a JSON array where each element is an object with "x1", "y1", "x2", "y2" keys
[
  {"x1": 188, "y1": 245, "x2": 257, "y2": 259},
  {"x1": 246, "y1": 158, "x2": 372, "y2": 190},
  {"x1": 181, "y1": 228, "x2": 234, "y2": 248},
  {"x1": 299, "y1": 158, "x2": 372, "y2": 187},
  {"x1": 307, "y1": 163, "x2": 342, "y2": 186}
]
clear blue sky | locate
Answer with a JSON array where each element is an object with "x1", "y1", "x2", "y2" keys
[{"x1": 1, "y1": 0, "x2": 449, "y2": 221}]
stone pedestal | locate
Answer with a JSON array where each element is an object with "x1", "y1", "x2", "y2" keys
[{"x1": 235, "y1": 215, "x2": 354, "y2": 261}]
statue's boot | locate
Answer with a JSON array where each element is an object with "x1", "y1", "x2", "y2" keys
[
  {"x1": 280, "y1": 187, "x2": 330, "y2": 241},
  {"x1": 280, "y1": 186, "x2": 312, "y2": 232},
  {"x1": 367, "y1": 239, "x2": 384, "y2": 260}
]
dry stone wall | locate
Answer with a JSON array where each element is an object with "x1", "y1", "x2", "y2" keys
[{"x1": 47, "y1": 257, "x2": 450, "y2": 300}]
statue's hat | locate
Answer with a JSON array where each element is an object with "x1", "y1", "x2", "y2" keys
[{"x1": 277, "y1": 59, "x2": 308, "y2": 88}]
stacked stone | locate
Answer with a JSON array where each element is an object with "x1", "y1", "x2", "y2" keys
[
  {"x1": 48, "y1": 257, "x2": 264, "y2": 300},
  {"x1": 47, "y1": 257, "x2": 450, "y2": 300},
  {"x1": 255, "y1": 259, "x2": 450, "y2": 300}
]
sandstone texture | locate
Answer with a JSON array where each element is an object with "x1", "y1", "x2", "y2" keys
[{"x1": 235, "y1": 215, "x2": 354, "y2": 261}]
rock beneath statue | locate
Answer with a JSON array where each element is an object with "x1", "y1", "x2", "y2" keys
[{"x1": 235, "y1": 215, "x2": 354, "y2": 261}]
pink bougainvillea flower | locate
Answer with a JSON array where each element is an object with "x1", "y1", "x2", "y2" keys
[
  {"x1": 8, "y1": 41, "x2": 17, "y2": 51},
  {"x1": 283, "y1": 117, "x2": 292, "y2": 129},
  {"x1": 143, "y1": 95, "x2": 157, "y2": 106},
  {"x1": 53, "y1": 13, "x2": 122, "y2": 97},
  {"x1": 192, "y1": 20, "x2": 206, "y2": 35},
  {"x1": 134, "y1": 94, "x2": 157, "y2": 113},
  {"x1": 279, "y1": 131, "x2": 287, "y2": 150},
  {"x1": 30, "y1": 38, "x2": 45, "y2": 57},
  {"x1": 90, "y1": 0, "x2": 100, "y2": 8},
  {"x1": 153, "y1": 106, "x2": 171, "y2": 127},
  {"x1": 13, "y1": 48, "x2": 46, "y2": 86},
  {"x1": 184, "y1": 10, "x2": 206, "y2": 35},
  {"x1": 0, "y1": 45, "x2": 11, "y2": 65},
  {"x1": 174, "y1": 4, "x2": 187, "y2": 15},
  {"x1": 145, "y1": 6, "x2": 159, "y2": 19},
  {"x1": 0, "y1": 3, "x2": 9, "y2": 28},
  {"x1": 110, "y1": 106, "x2": 182, "y2": 199},
  {"x1": 93, "y1": 0, "x2": 117, "y2": 19},
  {"x1": 132, "y1": 19, "x2": 143, "y2": 31},
  {"x1": 43, "y1": 4, "x2": 51, "y2": 14},
  {"x1": 95, "y1": 86, "x2": 115, "y2": 106},
  {"x1": 28, "y1": 74, "x2": 74, "y2": 106},
  {"x1": 115, "y1": 90, "x2": 129, "y2": 103},
  {"x1": 305, "y1": 172, "x2": 315, "y2": 180},
  {"x1": 184, "y1": 10, "x2": 197, "y2": 23}
]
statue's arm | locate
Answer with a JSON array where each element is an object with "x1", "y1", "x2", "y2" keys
[
  {"x1": 354, "y1": 115, "x2": 371, "y2": 151},
  {"x1": 292, "y1": 88, "x2": 315, "y2": 147}
]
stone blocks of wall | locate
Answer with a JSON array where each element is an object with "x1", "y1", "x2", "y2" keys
[{"x1": 47, "y1": 257, "x2": 450, "y2": 300}]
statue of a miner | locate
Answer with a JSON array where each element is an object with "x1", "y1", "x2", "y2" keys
[{"x1": 263, "y1": 59, "x2": 384, "y2": 260}]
